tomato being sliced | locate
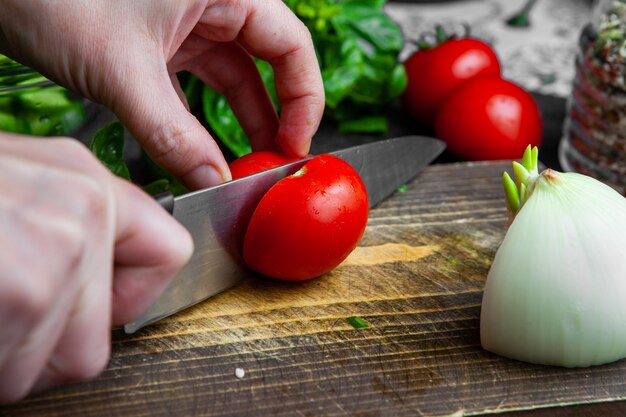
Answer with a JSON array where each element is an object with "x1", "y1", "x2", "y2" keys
[
  {"x1": 229, "y1": 151, "x2": 299, "y2": 180},
  {"x1": 434, "y1": 77, "x2": 543, "y2": 161},
  {"x1": 243, "y1": 154, "x2": 369, "y2": 281},
  {"x1": 402, "y1": 37, "x2": 501, "y2": 127}
]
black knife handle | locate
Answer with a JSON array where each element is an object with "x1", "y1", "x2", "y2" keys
[{"x1": 154, "y1": 191, "x2": 175, "y2": 214}]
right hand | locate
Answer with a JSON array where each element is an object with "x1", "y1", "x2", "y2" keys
[{"x1": 0, "y1": 133, "x2": 193, "y2": 403}]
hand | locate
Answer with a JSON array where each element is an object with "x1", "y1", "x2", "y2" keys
[
  {"x1": 0, "y1": 133, "x2": 193, "y2": 402},
  {"x1": 0, "y1": 0, "x2": 325, "y2": 189}
]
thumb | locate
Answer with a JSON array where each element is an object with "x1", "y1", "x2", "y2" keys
[{"x1": 111, "y1": 65, "x2": 231, "y2": 190}]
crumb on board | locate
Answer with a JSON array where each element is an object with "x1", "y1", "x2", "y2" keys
[{"x1": 235, "y1": 367, "x2": 245, "y2": 379}]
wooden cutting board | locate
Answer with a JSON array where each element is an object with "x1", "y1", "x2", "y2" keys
[{"x1": 3, "y1": 161, "x2": 626, "y2": 417}]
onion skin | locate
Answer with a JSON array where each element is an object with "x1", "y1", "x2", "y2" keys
[{"x1": 480, "y1": 168, "x2": 626, "y2": 367}]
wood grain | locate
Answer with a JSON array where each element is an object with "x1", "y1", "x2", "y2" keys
[{"x1": 3, "y1": 161, "x2": 626, "y2": 417}]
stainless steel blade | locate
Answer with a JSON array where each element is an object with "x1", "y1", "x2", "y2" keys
[
  {"x1": 124, "y1": 135, "x2": 444, "y2": 333},
  {"x1": 123, "y1": 160, "x2": 309, "y2": 333},
  {"x1": 333, "y1": 136, "x2": 446, "y2": 208}
]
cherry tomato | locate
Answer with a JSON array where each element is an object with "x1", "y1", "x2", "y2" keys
[
  {"x1": 243, "y1": 154, "x2": 369, "y2": 281},
  {"x1": 434, "y1": 77, "x2": 543, "y2": 161},
  {"x1": 402, "y1": 38, "x2": 501, "y2": 126},
  {"x1": 229, "y1": 151, "x2": 298, "y2": 180}
]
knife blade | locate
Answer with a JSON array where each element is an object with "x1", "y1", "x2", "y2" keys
[{"x1": 124, "y1": 135, "x2": 445, "y2": 333}]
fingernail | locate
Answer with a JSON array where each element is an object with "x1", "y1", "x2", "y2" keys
[{"x1": 183, "y1": 164, "x2": 231, "y2": 189}]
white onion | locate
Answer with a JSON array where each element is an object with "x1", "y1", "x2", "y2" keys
[{"x1": 480, "y1": 146, "x2": 626, "y2": 367}]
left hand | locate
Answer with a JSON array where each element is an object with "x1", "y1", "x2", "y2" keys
[{"x1": 0, "y1": 0, "x2": 325, "y2": 189}]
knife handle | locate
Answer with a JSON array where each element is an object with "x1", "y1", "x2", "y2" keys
[{"x1": 154, "y1": 191, "x2": 175, "y2": 214}]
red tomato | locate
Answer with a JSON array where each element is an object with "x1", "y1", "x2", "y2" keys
[
  {"x1": 402, "y1": 38, "x2": 501, "y2": 126},
  {"x1": 243, "y1": 154, "x2": 369, "y2": 281},
  {"x1": 434, "y1": 77, "x2": 543, "y2": 161},
  {"x1": 230, "y1": 151, "x2": 298, "y2": 180}
]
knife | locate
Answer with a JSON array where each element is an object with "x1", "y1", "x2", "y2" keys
[{"x1": 124, "y1": 135, "x2": 445, "y2": 333}]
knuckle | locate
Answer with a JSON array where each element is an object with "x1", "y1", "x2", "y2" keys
[
  {"x1": 54, "y1": 220, "x2": 89, "y2": 274},
  {"x1": 147, "y1": 120, "x2": 195, "y2": 167},
  {"x1": 72, "y1": 176, "x2": 111, "y2": 223},
  {"x1": 1, "y1": 276, "x2": 55, "y2": 326},
  {"x1": 202, "y1": 0, "x2": 244, "y2": 42}
]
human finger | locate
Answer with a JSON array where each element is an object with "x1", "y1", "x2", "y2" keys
[
  {"x1": 190, "y1": 0, "x2": 324, "y2": 157},
  {"x1": 109, "y1": 177, "x2": 193, "y2": 325},
  {"x1": 29, "y1": 178, "x2": 115, "y2": 393},
  {"x1": 234, "y1": 0, "x2": 325, "y2": 156},
  {"x1": 178, "y1": 34, "x2": 280, "y2": 152},
  {"x1": 108, "y1": 56, "x2": 231, "y2": 189}
]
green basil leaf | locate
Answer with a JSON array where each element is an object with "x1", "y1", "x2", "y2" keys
[
  {"x1": 142, "y1": 178, "x2": 171, "y2": 196},
  {"x1": 341, "y1": 0, "x2": 385, "y2": 8},
  {"x1": 323, "y1": 66, "x2": 361, "y2": 108},
  {"x1": 16, "y1": 86, "x2": 72, "y2": 112},
  {"x1": 200, "y1": 60, "x2": 276, "y2": 157},
  {"x1": 201, "y1": 85, "x2": 251, "y2": 157},
  {"x1": 58, "y1": 101, "x2": 86, "y2": 134},
  {"x1": 387, "y1": 63, "x2": 408, "y2": 99},
  {"x1": 333, "y1": 4, "x2": 403, "y2": 54},
  {"x1": 89, "y1": 120, "x2": 131, "y2": 180},
  {"x1": 337, "y1": 115, "x2": 388, "y2": 133},
  {"x1": 256, "y1": 60, "x2": 279, "y2": 108},
  {"x1": 0, "y1": 96, "x2": 14, "y2": 112},
  {"x1": 0, "y1": 111, "x2": 20, "y2": 133},
  {"x1": 182, "y1": 73, "x2": 202, "y2": 110}
]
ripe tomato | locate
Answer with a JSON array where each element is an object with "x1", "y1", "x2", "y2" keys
[
  {"x1": 402, "y1": 38, "x2": 501, "y2": 126},
  {"x1": 243, "y1": 154, "x2": 369, "y2": 281},
  {"x1": 434, "y1": 77, "x2": 543, "y2": 161},
  {"x1": 229, "y1": 151, "x2": 298, "y2": 180}
]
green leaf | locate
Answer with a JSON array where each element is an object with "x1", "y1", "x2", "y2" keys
[
  {"x1": 335, "y1": 4, "x2": 403, "y2": 53},
  {"x1": 531, "y1": 146, "x2": 539, "y2": 171},
  {"x1": 338, "y1": 115, "x2": 388, "y2": 133},
  {"x1": 256, "y1": 60, "x2": 279, "y2": 108},
  {"x1": 502, "y1": 172, "x2": 520, "y2": 214},
  {"x1": 346, "y1": 316, "x2": 370, "y2": 329},
  {"x1": 140, "y1": 151, "x2": 189, "y2": 196},
  {"x1": 182, "y1": 73, "x2": 202, "y2": 110},
  {"x1": 201, "y1": 85, "x2": 251, "y2": 157},
  {"x1": 323, "y1": 66, "x2": 361, "y2": 108},
  {"x1": 521, "y1": 145, "x2": 533, "y2": 171},
  {"x1": 386, "y1": 63, "x2": 408, "y2": 99},
  {"x1": 58, "y1": 101, "x2": 86, "y2": 134},
  {"x1": 200, "y1": 60, "x2": 276, "y2": 158},
  {"x1": 286, "y1": 0, "x2": 404, "y2": 128},
  {"x1": 16, "y1": 87, "x2": 72, "y2": 112},
  {"x1": 89, "y1": 121, "x2": 131, "y2": 180},
  {"x1": 142, "y1": 179, "x2": 171, "y2": 196},
  {"x1": 512, "y1": 161, "x2": 530, "y2": 187},
  {"x1": 0, "y1": 111, "x2": 20, "y2": 133},
  {"x1": 0, "y1": 95, "x2": 14, "y2": 111}
]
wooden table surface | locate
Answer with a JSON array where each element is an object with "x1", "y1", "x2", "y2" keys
[{"x1": 3, "y1": 159, "x2": 626, "y2": 417}]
